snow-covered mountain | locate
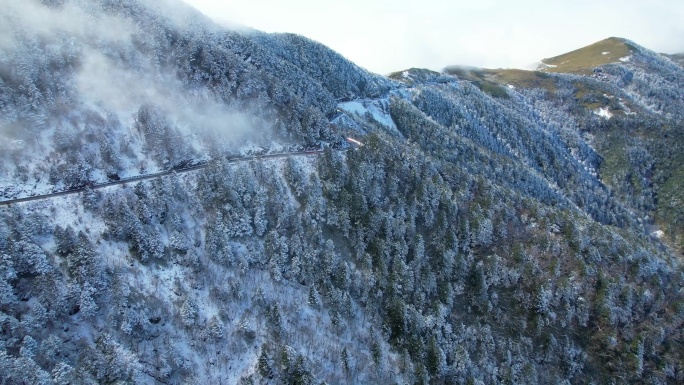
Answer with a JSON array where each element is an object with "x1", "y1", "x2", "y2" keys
[{"x1": 1, "y1": 1, "x2": 684, "y2": 384}]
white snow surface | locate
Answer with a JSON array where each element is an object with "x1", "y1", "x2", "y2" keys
[
  {"x1": 594, "y1": 107, "x2": 613, "y2": 119},
  {"x1": 338, "y1": 98, "x2": 397, "y2": 131}
]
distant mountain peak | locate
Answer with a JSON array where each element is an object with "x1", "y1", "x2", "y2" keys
[
  {"x1": 665, "y1": 53, "x2": 684, "y2": 67},
  {"x1": 538, "y1": 37, "x2": 637, "y2": 74},
  {"x1": 387, "y1": 67, "x2": 444, "y2": 85}
]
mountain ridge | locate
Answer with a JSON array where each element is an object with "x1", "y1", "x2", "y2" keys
[
  {"x1": 1, "y1": 3, "x2": 684, "y2": 384},
  {"x1": 537, "y1": 36, "x2": 635, "y2": 74},
  {"x1": 435, "y1": 36, "x2": 684, "y2": 254}
]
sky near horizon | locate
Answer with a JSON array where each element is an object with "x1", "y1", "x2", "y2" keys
[{"x1": 182, "y1": 0, "x2": 684, "y2": 75}]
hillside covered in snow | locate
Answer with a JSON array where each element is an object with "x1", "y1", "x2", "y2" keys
[{"x1": 2, "y1": 1, "x2": 684, "y2": 384}]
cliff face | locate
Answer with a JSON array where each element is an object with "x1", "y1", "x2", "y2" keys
[{"x1": 1, "y1": 1, "x2": 683, "y2": 384}]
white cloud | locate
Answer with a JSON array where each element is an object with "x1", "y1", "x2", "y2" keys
[
  {"x1": 182, "y1": 0, "x2": 684, "y2": 74},
  {"x1": 0, "y1": 0, "x2": 138, "y2": 50},
  {"x1": 0, "y1": 0, "x2": 255, "y2": 142},
  {"x1": 76, "y1": 49, "x2": 253, "y2": 141},
  {"x1": 76, "y1": 49, "x2": 160, "y2": 112}
]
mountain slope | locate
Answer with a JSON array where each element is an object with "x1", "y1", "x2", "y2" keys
[
  {"x1": 1, "y1": 3, "x2": 684, "y2": 384},
  {"x1": 665, "y1": 53, "x2": 684, "y2": 67},
  {"x1": 443, "y1": 37, "x2": 684, "y2": 253},
  {"x1": 538, "y1": 37, "x2": 634, "y2": 74}
]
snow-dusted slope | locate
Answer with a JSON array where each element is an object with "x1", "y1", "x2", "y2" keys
[
  {"x1": 0, "y1": 0, "x2": 394, "y2": 201},
  {"x1": 2, "y1": 2, "x2": 684, "y2": 385}
]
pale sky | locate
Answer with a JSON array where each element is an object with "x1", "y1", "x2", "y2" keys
[{"x1": 182, "y1": 0, "x2": 684, "y2": 75}]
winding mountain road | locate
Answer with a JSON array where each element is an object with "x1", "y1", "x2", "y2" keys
[{"x1": 0, "y1": 150, "x2": 325, "y2": 207}]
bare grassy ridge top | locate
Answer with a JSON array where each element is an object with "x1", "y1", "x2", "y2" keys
[
  {"x1": 387, "y1": 67, "x2": 441, "y2": 80},
  {"x1": 538, "y1": 37, "x2": 634, "y2": 74},
  {"x1": 387, "y1": 67, "x2": 442, "y2": 85},
  {"x1": 444, "y1": 66, "x2": 557, "y2": 93},
  {"x1": 483, "y1": 69, "x2": 558, "y2": 92}
]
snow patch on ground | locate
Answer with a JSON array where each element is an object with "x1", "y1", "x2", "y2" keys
[
  {"x1": 594, "y1": 107, "x2": 613, "y2": 119},
  {"x1": 602, "y1": 51, "x2": 610, "y2": 55},
  {"x1": 617, "y1": 97, "x2": 637, "y2": 116},
  {"x1": 389, "y1": 87, "x2": 413, "y2": 101},
  {"x1": 619, "y1": 56, "x2": 632, "y2": 63},
  {"x1": 47, "y1": 194, "x2": 104, "y2": 234},
  {"x1": 338, "y1": 98, "x2": 397, "y2": 131}
]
